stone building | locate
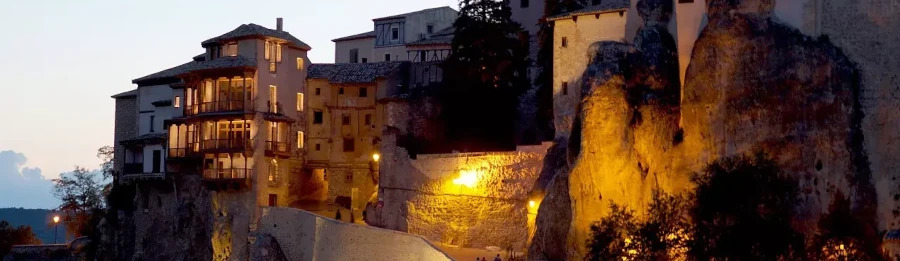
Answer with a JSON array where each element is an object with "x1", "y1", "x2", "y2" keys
[
  {"x1": 304, "y1": 61, "x2": 407, "y2": 214},
  {"x1": 332, "y1": 6, "x2": 458, "y2": 63}
]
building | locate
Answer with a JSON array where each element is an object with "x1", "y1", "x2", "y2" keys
[
  {"x1": 332, "y1": 6, "x2": 458, "y2": 63},
  {"x1": 305, "y1": 62, "x2": 407, "y2": 213},
  {"x1": 113, "y1": 18, "x2": 311, "y2": 209}
]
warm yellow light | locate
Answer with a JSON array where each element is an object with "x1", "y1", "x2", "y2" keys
[
  {"x1": 53, "y1": 216, "x2": 60, "y2": 223},
  {"x1": 839, "y1": 244, "x2": 845, "y2": 250},
  {"x1": 529, "y1": 200, "x2": 536, "y2": 208},
  {"x1": 372, "y1": 153, "x2": 380, "y2": 162},
  {"x1": 452, "y1": 170, "x2": 478, "y2": 188}
]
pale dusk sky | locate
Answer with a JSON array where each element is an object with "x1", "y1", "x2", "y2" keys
[{"x1": 0, "y1": 0, "x2": 457, "y2": 208}]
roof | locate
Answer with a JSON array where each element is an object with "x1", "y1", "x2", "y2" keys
[
  {"x1": 202, "y1": 23, "x2": 312, "y2": 50},
  {"x1": 308, "y1": 62, "x2": 405, "y2": 84},
  {"x1": 548, "y1": 1, "x2": 630, "y2": 21},
  {"x1": 132, "y1": 61, "x2": 197, "y2": 84},
  {"x1": 179, "y1": 55, "x2": 257, "y2": 75},
  {"x1": 120, "y1": 133, "x2": 167, "y2": 146},
  {"x1": 332, "y1": 31, "x2": 376, "y2": 42},
  {"x1": 111, "y1": 89, "x2": 137, "y2": 99},
  {"x1": 406, "y1": 26, "x2": 455, "y2": 46},
  {"x1": 373, "y1": 6, "x2": 456, "y2": 22}
]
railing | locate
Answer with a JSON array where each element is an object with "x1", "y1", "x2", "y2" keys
[
  {"x1": 266, "y1": 141, "x2": 289, "y2": 154},
  {"x1": 202, "y1": 168, "x2": 250, "y2": 180},
  {"x1": 200, "y1": 139, "x2": 253, "y2": 151},
  {"x1": 168, "y1": 148, "x2": 187, "y2": 158},
  {"x1": 185, "y1": 100, "x2": 247, "y2": 116},
  {"x1": 267, "y1": 101, "x2": 283, "y2": 114},
  {"x1": 123, "y1": 163, "x2": 143, "y2": 175}
]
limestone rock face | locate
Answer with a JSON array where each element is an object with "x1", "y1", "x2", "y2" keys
[
  {"x1": 681, "y1": 0, "x2": 875, "y2": 231},
  {"x1": 250, "y1": 234, "x2": 288, "y2": 261}
]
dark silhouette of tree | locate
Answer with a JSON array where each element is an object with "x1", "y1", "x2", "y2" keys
[
  {"x1": 585, "y1": 204, "x2": 638, "y2": 261},
  {"x1": 52, "y1": 166, "x2": 105, "y2": 238},
  {"x1": 585, "y1": 191, "x2": 691, "y2": 261},
  {"x1": 810, "y1": 190, "x2": 886, "y2": 260},
  {"x1": 0, "y1": 220, "x2": 41, "y2": 259},
  {"x1": 441, "y1": 0, "x2": 529, "y2": 151},
  {"x1": 689, "y1": 152, "x2": 805, "y2": 260}
]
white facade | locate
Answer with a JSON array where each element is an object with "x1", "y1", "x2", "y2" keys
[{"x1": 334, "y1": 6, "x2": 458, "y2": 63}]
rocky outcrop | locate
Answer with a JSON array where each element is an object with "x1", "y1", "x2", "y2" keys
[
  {"x1": 529, "y1": 0, "x2": 879, "y2": 259},
  {"x1": 250, "y1": 234, "x2": 288, "y2": 261}
]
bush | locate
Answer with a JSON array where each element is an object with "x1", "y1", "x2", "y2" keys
[{"x1": 585, "y1": 191, "x2": 690, "y2": 261}]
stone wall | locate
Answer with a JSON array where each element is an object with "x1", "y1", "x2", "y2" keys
[
  {"x1": 372, "y1": 124, "x2": 551, "y2": 250},
  {"x1": 4, "y1": 237, "x2": 90, "y2": 261},
  {"x1": 254, "y1": 207, "x2": 453, "y2": 261},
  {"x1": 113, "y1": 95, "x2": 137, "y2": 175}
]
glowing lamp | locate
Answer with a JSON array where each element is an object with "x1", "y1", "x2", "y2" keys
[
  {"x1": 372, "y1": 153, "x2": 380, "y2": 162},
  {"x1": 53, "y1": 216, "x2": 60, "y2": 223},
  {"x1": 452, "y1": 170, "x2": 478, "y2": 188},
  {"x1": 529, "y1": 200, "x2": 536, "y2": 208}
]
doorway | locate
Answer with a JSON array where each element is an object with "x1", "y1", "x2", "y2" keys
[{"x1": 268, "y1": 194, "x2": 278, "y2": 207}]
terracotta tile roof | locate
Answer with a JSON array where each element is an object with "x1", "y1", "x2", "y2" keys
[
  {"x1": 308, "y1": 62, "x2": 405, "y2": 84},
  {"x1": 406, "y1": 26, "x2": 455, "y2": 46},
  {"x1": 111, "y1": 89, "x2": 137, "y2": 99},
  {"x1": 372, "y1": 6, "x2": 456, "y2": 22},
  {"x1": 202, "y1": 23, "x2": 312, "y2": 50},
  {"x1": 131, "y1": 61, "x2": 197, "y2": 84},
  {"x1": 179, "y1": 55, "x2": 257, "y2": 75},
  {"x1": 332, "y1": 31, "x2": 376, "y2": 42},
  {"x1": 548, "y1": 1, "x2": 630, "y2": 21}
]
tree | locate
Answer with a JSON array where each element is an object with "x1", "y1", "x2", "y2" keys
[
  {"x1": 689, "y1": 152, "x2": 805, "y2": 260},
  {"x1": 810, "y1": 190, "x2": 886, "y2": 260},
  {"x1": 441, "y1": 0, "x2": 530, "y2": 151},
  {"x1": 585, "y1": 191, "x2": 691, "y2": 261},
  {"x1": 585, "y1": 204, "x2": 639, "y2": 261},
  {"x1": 97, "y1": 146, "x2": 116, "y2": 181},
  {"x1": 53, "y1": 166, "x2": 105, "y2": 238},
  {"x1": 0, "y1": 220, "x2": 41, "y2": 259}
]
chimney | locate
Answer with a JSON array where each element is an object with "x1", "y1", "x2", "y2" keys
[{"x1": 276, "y1": 18, "x2": 283, "y2": 31}]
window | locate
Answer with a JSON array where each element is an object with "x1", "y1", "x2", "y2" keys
[
  {"x1": 268, "y1": 194, "x2": 277, "y2": 207},
  {"x1": 225, "y1": 43, "x2": 238, "y2": 56},
  {"x1": 427, "y1": 24, "x2": 434, "y2": 34},
  {"x1": 419, "y1": 51, "x2": 427, "y2": 62},
  {"x1": 315, "y1": 88, "x2": 321, "y2": 95},
  {"x1": 365, "y1": 114, "x2": 372, "y2": 125},
  {"x1": 342, "y1": 114, "x2": 350, "y2": 125},
  {"x1": 350, "y1": 48, "x2": 359, "y2": 63},
  {"x1": 313, "y1": 111, "x2": 323, "y2": 124},
  {"x1": 339, "y1": 87, "x2": 345, "y2": 95},
  {"x1": 149, "y1": 116, "x2": 155, "y2": 132},
  {"x1": 269, "y1": 85, "x2": 277, "y2": 113},
  {"x1": 345, "y1": 172, "x2": 353, "y2": 183},
  {"x1": 384, "y1": 53, "x2": 391, "y2": 62},
  {"x1": 521, "y1": 0, "x2": 529, "y2": 8},
  {"x1": 315, "y1": 143, "x2": 321, "y2": 151},
  {"x1": 297, "y1": 93, "x2": 304, "y2": 111},
  {"x1": 343, "y1": 138, "x2": 355, "y2": 152},
  {"x1": 297, "y1": 58, "x2": 304, "y2": 70},
  {"x1": 270, "y1": 62, "x2": 277, "y2": 73},
  {"x1": 297, "y1": 131, "x2": 304, "y2": 148},
  {"x1": 562, "y1": 81, "x2": 568, "y2": 95},
  {"x1": 391, "y1": 27, "x2": 400, "y2": 41},
  {"x1": 359, "y1": 87, "x2": 368, "y2": 97},
  {"x1": 174, "y1": 96, "x2": 181, "y2": 108},
  {"x1": 562, "y1": 37, "x2": 568, "y2": 48},
  {"x1": 361, "y1": 58, "x2": 368, "y2": 63},
  {"x1": 276, "y1": 44, "x2": 282, "y2": 62}
]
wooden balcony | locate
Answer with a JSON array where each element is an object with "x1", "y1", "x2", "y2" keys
[
  {"x1": 202, "y1": 168, "x2": 250, "y2": 190},
  {"x1": 265, "y1": 141, "x2": 290, "y2": 157},
  {"x1": 121, "y1": 163, "x2": 165, "y2": 181},
  {"x1": 185, "y1": 100, "x2": 249, "y2": 116},
  {"x1": 199, "y1": 139, "x2": 254, "y2": 154}
]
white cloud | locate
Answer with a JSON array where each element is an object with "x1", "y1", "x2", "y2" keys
[{"x1": 0, "y1": 150, "x2": 59, "y2": 209}]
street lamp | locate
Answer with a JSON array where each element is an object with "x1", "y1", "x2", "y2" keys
[
  {"x1": 52, "y1": 215, "x2": 60, "y2": 244},
  {"x1": 372, "y1": 153, "x2": 380, "y2": 162}
]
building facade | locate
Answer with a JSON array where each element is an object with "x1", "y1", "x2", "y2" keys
[{"x1": 332, "y1": 6, "x2": 458, "y2": 63}]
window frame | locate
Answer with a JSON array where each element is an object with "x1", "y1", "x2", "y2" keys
[
  {"x1": 384, "y1": 53, "x2": 391, "y2": 62},
  {"x1": 342, "y1": 114, "x2": 351, "y2": 126},
  {"x1": 313, "y1": 110, "x2": 324, "y2": 124},
  {"x1": 359, "y1": 87, "x2": 368, "y2": 98},
  {"x1": 343, "y1": 138, "x2": 355, "y2": 152},
  {"x1": 390, "y1": 26, "x2": 400, "y2": 41}
]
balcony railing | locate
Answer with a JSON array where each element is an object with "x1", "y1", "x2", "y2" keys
[
  {"x1": 123, "y1": 163, "x2": 143, "y2": 175},
  {"x1": 202, "y1": 168, "x2": 250, "y2": 180},
  {"x1": 168, "y1": 148, "x2": 187, "y2": 158},
  {"x1": 185, "y1": 101, "x2": 248, "y2": 116},
  {"x1": 267, "y1": 101, "x2": 283, "y2": 114},
  {"x1": 265, "y1": 141, "x2": 289, "y2": 156},
  {"x1": 200, "y1": 139, "x2": 253, "y2": 151}
]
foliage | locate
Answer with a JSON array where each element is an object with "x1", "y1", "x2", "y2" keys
[
  {"x1": 52, "y1": 166, "x2": 106, "y2": 238},
  {"x1": 689, "y1": 152, "x2": 805, "y2": 260},
  {"x1": 585, "y1": 191, "x2": 691, "y2": 261},
  {"x1": 0, "y1": 220, "x2": 41, "y2": 259},
  {"x1": 809, "y1": 190, "x2": 886, "y2": 260},
  {"x1": 97, "y1": 146, "x2": 116, "y2": 181},
  {"x1": 441, "y1": 0, "x2": 529, "y2": 151}
]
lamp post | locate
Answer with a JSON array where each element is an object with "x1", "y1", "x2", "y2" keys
[{"x1": 52, "y1": 215, "x2": 60, "y2": 244}]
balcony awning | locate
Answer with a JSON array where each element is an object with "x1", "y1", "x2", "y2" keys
[{"x1": 120, "y1": 133, "x2": 167, "y2": 147}]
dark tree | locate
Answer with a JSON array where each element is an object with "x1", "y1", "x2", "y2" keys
[
  {"x1": 53, "y1": 166, "x2": 105, "y2": 238},
  {"x1": 585, "y1": 204, "x2": 638, "y2": 261},
  {"x1": 441, "y1": 0, "x2": 530, "y2": 151},
  {"x1": 810, "y1": 190, "x2": 886, "y2": 260},
  {"x1": 585, "y1": 191, "x2": 691, "y2": 261},
  {"x1": 533, "y1": 0, "x2": 588, "y2": 141},
  {"x1": 689, "y1": 152, "x2": 805, "y2": 260},
  {"x1": 0, "y1": 220, "x2": 41, "y2": 259}
]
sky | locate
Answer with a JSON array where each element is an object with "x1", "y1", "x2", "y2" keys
[{"x1": 0, "y1": 0, "x2": 457, "y2": 209}]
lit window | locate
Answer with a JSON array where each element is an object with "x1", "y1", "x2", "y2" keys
[
  {"x1": 270, "y1": 62, "x2": 277, "y2": 73},
  {"x1": 225, "y1": 43, "x2": 238, "y2": 56},
  {"x1": 276, "y1": 44, "x2": 282, "y2": 62},
  {"x1": 269, "y1": 85, "x2": 277, "y2": 113},
  {"x1": 174, "y1": 96, "x2": 181, "y2": 108},
  {"x1": 297, "y1": 58, "x2": 304, "y2": 70},
  {"x1": 359, "y1": 87, "x2": 368, "y2": 97},
  {"x1": 297, "y1": 93, "x2": 304, "y2": 111},
  {"x1": 265, "y1": 41, "x2": 271, "y2": 60},
  {"x1": 297, "y1": 131, "x2": 304, "y2": 148}
]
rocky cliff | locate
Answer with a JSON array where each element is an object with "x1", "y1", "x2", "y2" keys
[{"x1": 529, "y1": 0, "x2": 882, "y2": 259}]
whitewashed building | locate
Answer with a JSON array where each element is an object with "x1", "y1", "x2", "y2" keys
[{"x1": 332, "y1": 7, "x2": 458, "y2": 63}]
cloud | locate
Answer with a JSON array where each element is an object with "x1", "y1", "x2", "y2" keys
[{"x1": 0, "y1": 150, "x2": 58, "y2": 209}]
